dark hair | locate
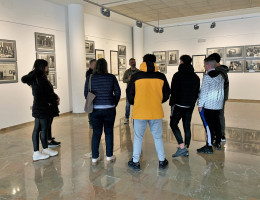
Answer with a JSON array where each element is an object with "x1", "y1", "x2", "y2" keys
[
  {"x1": 208, "y1": 53, "x2": 221, "y2": 63},
  {"x1": 94, "y1": 58, "x2": 108, "y2": 74},
  {"x1": 33, "y1": 59, "x2": 48, "y2": 73},
  {"x1": 90, "y1": 59, "x2": 96, "y2": 65},
  {"x1": 143, "y1": 54, "x2": 156, "y2": 63},
  {"x1": 129, "y1": 58, "x2": 135, "y2": 62},
  {"x1": 180, "y1": 55, "x2": 192, "y2": 65}
]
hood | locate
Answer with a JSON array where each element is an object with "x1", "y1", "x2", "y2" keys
[
  {"x1": 140, "y1": 62, "x2": 158, "y2": 72},
  {"x1": 207, "y1": 69, "x2": 220, "y2": 78},
  {"x1": 178, "y1": 63, "x2": 194, "y2": 73},
  {"x1": 216, "y1": 65, "x2": 229, "y2": 79},
  {"x1": 207, "y1": 73, "x2": 223, "y2": 84},
  {"x1": 21, "y1": 70, "x2": 45, "y2": 86}
]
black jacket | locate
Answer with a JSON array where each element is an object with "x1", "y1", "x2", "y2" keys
[
  {"x1": 86, "y1": 68, "x2": 93, "y2": 78},
  {"x1": 215, "y1": 65, "x2": 229, "y2": 101},
  {"x1": 169, "y1": 63, "x2": 200, "y2": 107},
  {"x1": 22, "y1": 71, "x2": 59, "y2": 119}
]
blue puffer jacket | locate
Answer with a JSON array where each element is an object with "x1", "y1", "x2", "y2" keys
[{"x1": 84, "y1": 73, "x2": 121, "y2": 107}]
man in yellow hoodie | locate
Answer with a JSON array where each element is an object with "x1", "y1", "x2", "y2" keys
[{"x1": 126, "y1": 54, "x2": 170, "y2": 171}]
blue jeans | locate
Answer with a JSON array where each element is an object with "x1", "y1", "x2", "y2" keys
[
  {"x1": 90, "y1": 108, "x2": 116, "y2": 158},
  {"x1": 133, "y1": 119, "x2": 165, "y2": 162},
  {"x1": 125, "y1": 97, "x2": 130, "y2": 119}
]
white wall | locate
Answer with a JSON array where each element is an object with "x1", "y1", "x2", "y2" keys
[{"x1": 144, "y1": 14, "x2": 260, "y2": 100}]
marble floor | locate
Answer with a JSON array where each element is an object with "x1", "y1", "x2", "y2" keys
[{"x1": 0, "y1": 100, "x2": 260, "y2": 200}]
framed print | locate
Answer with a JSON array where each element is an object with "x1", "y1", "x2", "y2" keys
[
  {"x1": 192, "y1": 55, "x2": 206, "y2": 73},
  {"x1": 158, "y1": 63, "x2": 167, "y2": 74},
  {"x1": 35, "y1": 32, "x2": 55, "y2": 52},
  {"x1": 0, "y1": 39, "x2": 17, "y2": 61},
  {"x1": 167, "y1": 50, "x2": 179, "y2": 66},
  {"x1": 95, "y1": 49, "x2": 104, "y2": 59},
  {"x1": 47, "y1": 71, "x2": 57, "y2": 89},
  {"x1": 118, "y1": 45, "x2": 126, "y2": 56},
  {"x1": 36, "y1": 52, "x2": 56, "y2": 71},
  {"x1": 245, "y1": 45, "x2": 260, "y2": 58},
  {"x1": 110, "y1": 50, "x2": 119, "y2": 75},
  {"x1": 86, "y1": 54, "x2": 95, "y2": 69},
  {"x1": 225, "y1": 46, "x2": 243, "y2": 58},
  {"x1": 85, "y1": 40, "x2": 95, "y2": 54},
  {"x1": 207, "y1": 47, "x2": 224, "y2": 58},
  {"x1": 118, "y1": 57, "x2": 126, "y2": 70},
  {"x1": 225, "y1": 59, "x2": 244, "y2": 72},
  {"x1": 245, "y1": 59, "x2": 260, "y2": 72},
  {"x1": 0, "y1": 62, "x2": 18, "y2": 83},
  {"x1": 119, "y1": 69, "x2": 125, "y2": 81},
  {"x1": 153, "y1": 51, "x2": 166, "y2": 63}
]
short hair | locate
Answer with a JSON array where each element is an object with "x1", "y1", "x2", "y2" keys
[
  {"x1": 33, "y1": 59, "x2": 48, "y2": 73},
  {"x1": 143, "y1": 54, "x2": 156, "y2": 63},
  {"x1": 90, "y1": 59, "x2": 96, "y2": 65},
  {"x1": 94, "y1": 58, "x2": 108, "y2": 74},
  {"x1": 204, "y1": 56, "x2": 216, "y2": 68},
  {"x1": 208, "y1": 53, "x2": 221, "y2": 63},
  {"x1": 180, "y1": 55, "x2": 192, "y2": 65},
  {"x1": 129, "y1": 58, "x2": 135, "y2": 62}
]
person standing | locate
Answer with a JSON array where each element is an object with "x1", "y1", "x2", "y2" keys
[
  {"x1": 122, "y1": 58, "x2": 139, "y2": 124},
  {"x1": 169, "y1": 55, "x2": 200, "y2": 157}
]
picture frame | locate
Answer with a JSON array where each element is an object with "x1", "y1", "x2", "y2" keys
[
  {"x1": 245, "y1": 59, "x2": 260, "y2": 72},
  {"x1": 118, "y1": 45, "x2": 126, "y2": 57},
  {"x1": 225, "y1": 46, "x2": 243, "y2": 58},
  {"x1": 192, "y1": 55, "x2": 206, "y2": 73},
  {"x1": 0, "y1": 39, "x2": 17, "y2": 61},
  {"x1": 95, "y1": 49, "x2": 105, "y2": 59},
  {"x1": 36, "y1": 52, "x2": 56, "y2": 71},
  {"x1": 207, "y1": 47, "x2": 224, "y2": 58},
  {"x1": 119, "y1": 69, "x2": 125, "y2": 81},
  {"x1": 153, "y1": 51, "x2": 166, "y2": 63},
  {"x1": 225, "y1": 59, "x2": 244, "y2": 73},
  {"x1": 47, "y1": 71, "x2": 57, "y2": 89},
  {"x1": 86, "y1": 54, "x2": 96, "y2": 69},
  {"x1": 158, "y1": 63, "x2": 167, "y2": 74},
  {"x1": 35, "y1": 32, "x2": 55, "y2": 52},
  {"x1": 245, "y1": 45, "x2": 260, "y2": 58},
  {"x1": 118, "y1": 57, "x2": 126, "y2": 70},
  {"x1": 85, "y1": 40, "x2": 95, "y2": 54},
  {"x1": 167, "y1": 50, "x2": 179, "y2": 66},
  {"x1": 110, "y1": 50, "x2": 119, "y2": 75},
  {"x1": 0, "y1": 62, "x2": 18, "y2": 83}
]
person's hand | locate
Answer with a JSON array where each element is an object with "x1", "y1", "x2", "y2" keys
[
  {"x1": 57, "y1": 97, "x2": 60, "y2": 105},
  {"x1": 198, "y1": 107, "x2": 202, "y2": 112},
  {"x1": 128, "y1": 75, "x2": 131, "y2": 81}
]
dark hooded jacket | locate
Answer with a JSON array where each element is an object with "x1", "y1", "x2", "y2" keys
[
  {"x1": 215, "y1": 65, "x2": 229, "y2": 101},
  {"x1": 22, "y1": 71, "x2": 59, "y2": 119},
  {"x1": 169, "y1": 63, "x2": 200, "y2": 107}
]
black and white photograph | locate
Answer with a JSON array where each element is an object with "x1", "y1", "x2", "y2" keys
[
  {"x1": 225, "y1": 59, "x2": 244, "y2": 72},
  {"x1": 153, "y1": 51, "x2": 166, "y2": 63},
  {"x1": 35, "y1": 32, "x2": 55, "y2": 52},
  {"x1": 85, "y1": 40, "x2": 95, "y2": 54},
  {"x1": 118, "y1": 57, "x2": 126, "y2": 69},
  {"x1": 158, "y1": 63, "x2": 167, "y2": 74},
  {"x1": 192, "y1": 55, "x2": 206, "y2": 73},
  {"x1": 225, "y1": 46, "x2": 243, "y2": 58},
  {"x1": 118, "y1": 69, "x2": 125, "y2": 81},
  {"x1": 86, "y1": 54, "x2": 96, "y2": 69},
  {"x1": 36, "y1": 52, "x2": 56, "y2": 71},
  {"x1": 0, "y1": 39, "x2": 17, "y2": 61},
  {"x1": 110, "y1": 50, "x2": 119, "y2": 75},
  {"x1": 118, "y1": 45, "x2": 126, "y2": 56},
  {"x1": 95, "y1": 49, "x2": 105, "y2": 59},
  {"x1": 245, "y1": 45, "x2": 260, "y2": 57},
  {"x1": 207, "y1": 47, "x2": 224, "y2": 58},
  {"x1": 245, "y1": 59, "x2": 260, "y2": 72},
  {"x1": 167, "y1": 50, "x2": 179, "y2": 66},
  {"x1": 0, "y1": 62, "x2": 18, "y2": 83},
  {"x1": 47, "y1": 71, "x2": 57, "y2": 89}
]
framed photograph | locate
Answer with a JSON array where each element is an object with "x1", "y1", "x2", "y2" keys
[
  {"x1": 86, "y1": 54, "x2": 96, "y2": 69},
  {"x1": 85, "y1": 40, "x2": 95, "y2": 54},
  {"x1": 167, "y1": 50, "x2": 179, "y2": 66},
  {"x1": 110, "y1": 50, "x2": 119, "y2": 75},
  {"x1": 192, "y1": 55, "x2": 206, "y2": 73},
  {"x1": 118, "y1": 57, "x2": 126, "y2": 70},
  {"x1": 225, "y1": 46, "x2": 243, "y2": 58},
  {"x1": 207, "y1": 47, "x2": 224, "y2": 58},
  {"x1": 225, "y1": 59, "x2": 244, "y2": 73},
  {"x1": 95, "y1": 49, "x2": 104, "y2": 59},
  {"x1": 118, "y1": 45, "x2": 126, "y2": 56},
  {"x1": 47, "y1": 71, "x2": 57, "y2": 89},
  {"x1": 35, "y1": 32, "x2": 55, "y2": 52},
  {"x1": 158, "y1": 63, "x2": 167, "y2": 74},
  {"x1": 245, "y1": 59, "x2": 260, "y2": 72},
  {"x1": 0, "y1": 62, "x2": 18, "y2": 83},
  {"x1": 36, "y1": 52, "x2": 56, "y2": 71},
  {"x1": 245, "y1": 45, "x2": 260, "y2": 58},
  {"x1": 119, "y1": 69, "x2": 125, "y2": 81},
  {"x1": 0, "y1": 39, "x2": 17, "y2": 61},
  {"x1": 153, "y1": 51, "x2": 166, "y2": 63}
]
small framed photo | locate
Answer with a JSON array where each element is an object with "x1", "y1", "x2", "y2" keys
[
  {"x1": 47, "y1": 71, "x2": 57, "y2": 89},
  {"x1": 118, "y1": 45, "x2": 126, "y2": 56},
  {"x1": 207, "y1": 47, "x2": 224, "y2": 58},
  {"x1": 225, "y1": 59, "x2": 244, "y2": 73},
  {"x1": 0, "y1": 39, "x2": 17, "y2": 61},
  {"x1": 192, "y1": 55, "x2": 206, "y2": 73},
  {"x1": 245, "y1": 59, "x2": 260, "y2": 72},
  {"x1": 36, "y1": 52, "x2": 56, "y2": 71},
  {"x1": 95, "y1": 49, "x2": 105, "y2": 59},
  {"x1": 167, "y1": 50, "x2": 179, "y2": 66},
  {"x1": 85, "y1": 40, "x2": 95, "y2": 54},
  {"x1": 35, "y1": 32, "x2": 55, "y2": 52},
  {"x1": 153, "y1": 51, "x2": 166, "y2": 63},
  {"x1": 0, "y1": 62, "x2": 18, "y2": 83},
  {"x1": 158, "y1": 63, "x2": 167, "y2": 74},
  {"x1": 225, "y1": 46, "x2": 243, "y2": 58},
  {"x1": 110, "y1": 50, "x2": 119, "y2": 75},
  {"x1": 119, "y1": 69, "x2": 125, "y2": 81},
  {"x1": 118, "y1": 57, "x2": 126, "y2": 70},
  {"x1": 86, "y1": 54, "x2": 96, "y2": 69},
  {"x1": 245, "y1": 45, "x2": 260, "y2": 58}
]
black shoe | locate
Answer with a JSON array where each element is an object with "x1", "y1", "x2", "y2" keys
[
  {"x1": 159, "y1": 159, "x2": 168, "y2": 169},
  {"x1": 48, "y1": 140, "x2": 61, "y2": 148},
  {"x1": 128, "y1": 159, "x2": 140, "y2": 171},
  {"x1": 197, "y1": 145, "x2": 213, "y2": 154},
  {"x1": 221, "y1": 136, "x2": 226, "y2": 142},
  {"x1": 172, "y1": 147, "x2": 189, "y2": 158},
  {"x1": 213, "y1": 143, "x2": 221, "y2": 150}
]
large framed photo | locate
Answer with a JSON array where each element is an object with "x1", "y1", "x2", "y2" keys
[
  {"x1": 245, "y1": 59, "x2": 260, "y2": 72},
  {"x1": 118, "y1": 57, "x2": 126, "y2": 70},
  {"x1": 207, "y1": 47, "x2": 224, "y2": 58},
  {"x1": 47, "y1": 71, "x2": 57, "y2": 89},
  {"x1": 0, "y1": 62, "x2": 18, "y2": 83},
  {"x1": 119, "y1": 69, "x2": 125, "y2": 81},
  {"x1": 225, "y1": 59, "x2": 244, "y2": 73},
  {"x1": 35, "y1": 32, "x2": 55, "y2": 52},
  {"x1": 154, "y1": 51, "x2": 166, "y2": 63},
  {"x1": 118, "y1": 45, "x2": 126, "y2": 57},
  {"x1": 192, "y1": 55, "x2": 206, "y2": 73},
  {"x1": 95, "y1": 49, "x2": 105, "y2": 59},
  {"x1": 36, "y1": 52, "x2": 56, "y2": 71},
  {"x1": 225, "y1": 46, "x2": 243, "y2": 58},
  {"x1": 0, "y1": 39, "x2": 17, "y2": 61},
  {"x1": 110, "y1": 50, "x2": 119, "y2": 75},
  {"x1": 167, "y1": 50, "x2": 179, "y2": 66},
  {"x1": 158, "y1": 63, "x2": 167, "y2": 74},
  {"x1": 85, "y1": 40, "x2": 95, "y2": 54},
  {"x1": 245, "y1": 45, "x2": 260, "y2": 58},
  {"x1": 86, "y1": 54, "x2": 95, "y2": 69}
]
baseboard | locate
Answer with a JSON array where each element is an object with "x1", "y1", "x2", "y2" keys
[{"x1": 227, "y1": 99, "x2": 260, "y2": 103}]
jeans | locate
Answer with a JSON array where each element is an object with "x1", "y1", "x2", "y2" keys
[
  {"x1": 125, "y1": 97, "x2": 130, "y2": 119},
  {"x1": 170, "y1": 105, "x2": 194, "y2": 148},
  {"x1": 32, "y1": 118, "x2": 50, "y2": 151},
  {"x1": 90, "y1": 108, "x2": 116, "y2": 158},
  {"x1": 133, "y1": 119, "x2": 165, "y2": 162},
  {"x1": 47, "y1": 117, "x2": 54, "y2": 140}
]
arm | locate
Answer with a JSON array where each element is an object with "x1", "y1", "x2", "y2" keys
[
  {"x1": 84, "y1": 76, "x2": 90, "y2": 99},
  {"x1": 126, "y1": 75, "x2": 136, "y2": 105},
  {"x1": 198, "y1": 75, "x2": 209, "y2": 108},
  {"x1": 113, "y1": 76, "x2": 121, "y2": 106},
  {"x1": 169, "y1": 73, "x2": 179, "y2": 106},
  {"x1": 123, "y1": 69, "x2": 130, "y2": 83},
  {"x1": 162, "y1": 74, "x2": 170, "y2": 103}
]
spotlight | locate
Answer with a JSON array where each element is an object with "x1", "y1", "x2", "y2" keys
[
  {"x1": 153, "y1": 27, "x2": 164, "y2": 33},
  {"x1": 159, "y1": 27, "x2": 164, "y2": 33},
  {"x1": 210, "y1": 22, "x2": 216, "y2": 28},
  {"x1": 100, "y1": 7, "x2": 110, "y2": 17},
  {"x1": 194, "y1": 24, "x2": 199, "y2": 30},
  {"x1": 136, "y1": 20, "x2": 142, "y2": 28}
]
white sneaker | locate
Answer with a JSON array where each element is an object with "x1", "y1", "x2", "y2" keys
[
  {"x1": 42, "y1": 148, "x2": 58, "y2": 157},
  {"x1": 124, "y1": 118, "x2": 129, "y2": 124},
  {"x1": 106, "y1": 155, "x2": 116, "y2": 163},
  {"x1": 33, "y1": 151, "x2": 49, "y2": 161},
  {"x1": 92, "y1": 157, "x2": 100, "y2": 166}
]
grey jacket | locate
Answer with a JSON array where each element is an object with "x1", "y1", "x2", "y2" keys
[{"x1": 123, "y1": 68, "x2": 140, "y2": 85}]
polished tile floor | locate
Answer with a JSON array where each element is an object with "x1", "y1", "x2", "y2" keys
[{"x1": 0, "y1": 101, "x2": 260, "y2": 200}]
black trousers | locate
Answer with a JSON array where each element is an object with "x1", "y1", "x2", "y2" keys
[
  {"x1": 48, "y1": 117, "x2": 54, "y2": 140},
  {"x1": 32, "y1": 118, "x2": 50, "y2": 151}
]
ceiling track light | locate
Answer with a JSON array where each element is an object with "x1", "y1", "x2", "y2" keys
[
  {"x1": 136, "y1": 20, "x2": 142, "y2": 28},
  {"x1": 194, "y1": 24, "x2": 199, "y2": 30},
  {"x1": 153, "y1": 27, "x2": 164, "y2": 33},
  {"x1": 100, "y1": 7, "x2": 110, "y2": 17},
  {"x1": 210, "y1": 22, "x2": 216, "y2": 28}
]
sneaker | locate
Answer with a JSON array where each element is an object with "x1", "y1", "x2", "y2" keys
[
  {"x1": 172, "y1": 147, "x2": 189, "y2": 158},
  {"x1": 124, "y1": 118, "x2": 129, "y2": 124},
  {"x1": 33, "y1": 151, "x2": 49, "y2": 161},
  {"x1": 128, "y1": 159, "x2": 140, "y2": 171},
  {"x1": 42, "y1": 148, "x2": 58, "y2": 157},
  {"x1": 159, "y1": 159, "x2": 168, "y2": 169},
  {"x1": 92, "y1": 157, "x2": 100, "y2": 166},
  {"x1": 197, "y1": 145, "x2": 213, "y2": 154},
  {"x1": 106, "y1": 155, "x2": 116, "y2": 163},
  {"x1": 213, "y1": 143, "x2": 221, "y2": 150},
  {"x1": 221, "y1": 136, "x2": 226, "y2": 142},
  {"x1": 48, "y1": 140, "x2": 60, "y2": 148}
]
